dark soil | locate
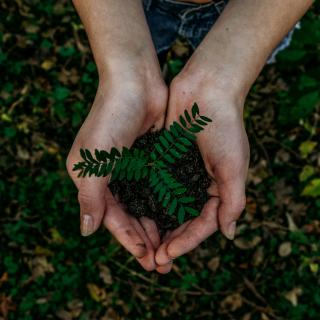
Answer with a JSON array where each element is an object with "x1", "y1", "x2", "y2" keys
[{"x1": 109, "y1": 129, "x2": 211, "y2": 234}]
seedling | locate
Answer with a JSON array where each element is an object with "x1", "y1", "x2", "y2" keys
[{"x1": 73, "y1": 103, "x2": 212, "y2": 224}]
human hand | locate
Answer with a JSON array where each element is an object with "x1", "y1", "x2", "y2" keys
[
  {"x1": 155, "y1": 69, "x2": 250, "y2": 269},
  {"x1": 66, "y1": 61, "x2": 172, "y2": 272}
]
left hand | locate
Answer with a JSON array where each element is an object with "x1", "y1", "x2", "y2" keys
[{"x1": 155, "y1": 67, "x2": 250, "y2": 270}]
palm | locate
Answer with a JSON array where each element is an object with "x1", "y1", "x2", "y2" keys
[
  {"x1": 67, "y1": 81, "x2": 169, "y2": 272},
  {"x1": 155, "y1": 86, "x2": 249, "y2": 267}
]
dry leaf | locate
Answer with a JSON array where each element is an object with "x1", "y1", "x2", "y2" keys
[
  {"x1": 278, "y1": 242, "x2": 292, "y2": 257},
  {"x1": 261, "y1": 313, "x2": 270, "y2": 320},
  {"x1": 219, "y1": 293, "x2": 243, "y2": 313},
  {"x1": 286, "y1": 213, "x2": 298, "y2": 232},
  {"x1": 207, "y1": 257, "x2": 220, "y2": 272},
  {"x1": 172, "y1": 39, "x2": 189, "y2": 57},
  {"x1": 99, "y1": 264, "x2": 113, "y2": 286},
  {"x1": 252, "y1": 246, "x2": 264, "y2": 267},
  {"x1": 34, "y1": 245, "x2": 54, "y2": 256},
  {"x1": 49, "y1": 228, "x2": 64, "y2": 244},
  {"x1": 309, "y1": 263, "x2": 319, "y2": 274},
  {"x1": 299, "y1": 141, "x2": 317, "y2": 159},
  {"x1": 101, "y1": 308, "x2": 120, "y2": 320},
  {"x1": 29, "y1": 256, "x2": 54, "y2": 279},
  {"x1": 242, "y1": 313, "x2": 252, "y2": 320},
  {"x1": 56, "y1": 309, "x2": 73, "y2": 320},
  {"x1": 67, "y1": 299, "x2": 83, "y2": 318},
  {"x1": 17, "y1": 145, "x2": 30, "y2": 160},
  {"x1": 234, "y1": 236, "x2": 262, "y2": 250},
  {"x1": 0, "y1": 273, "x2": 8, "y2": 286},
  {"x1": 86, "y1": 283, "x2": 107, "y2": 303},
  {"x1": 41, "y1": 60, "x2": 55, "y2": 70},
  {"x1": 284, "y1": 287, "x2": 302, "y2": 306},
  {"x1": 35, "y1": 297, "x2": 48, "y2": 304}
]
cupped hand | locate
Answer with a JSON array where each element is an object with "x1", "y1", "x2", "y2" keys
[
  {"x1": 155, "y1": 71, "x2": 250, "y2": 268},
  {"x1": 66, "y1": 65, "x2": 171, "y2": 271}
]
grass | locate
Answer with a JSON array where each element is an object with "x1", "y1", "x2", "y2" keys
[{"x1": 0, "y1": 1, "x2": 319, "y2": 319}]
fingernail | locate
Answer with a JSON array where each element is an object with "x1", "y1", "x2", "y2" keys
[
  {"x1": 81, "y1": 214, "x2": 94, "y2": 237},
  {"x1": 226, "y1": 221, "x2": 236, "y2": 240},
  {"x1": 168, "y1": 255, "x2": 175, "y2": 261}
]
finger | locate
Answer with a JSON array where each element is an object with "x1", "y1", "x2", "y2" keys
[
  {"x1": 103, "y1": 189, "x2": 147, "y2": 258},
  {"x1": 139, "y1": 217, "x2": 161, "y2": 249},
  {"x1": 218, "y1": 179, "x2": 246, "y2": 240},
  {"x1": 131, "y1": 218, "x2": 157, "y2": 272},
  {"x1": 155, "y1": 230, "x2": 174, "y2": 274},
  {"x1": 155, "y1": 221, "x2": 192, "y2": 266},
  {"x1": 207, "y1": 179, "x2": 219, "y2": 197},
  {"x1": 77, "y1": 177, "x2": 107, "y2": 237},
  {"x1": 166, "y1": 197, "x2": 220, "y2": 259},
  {"x1": 156, "y1": 261, "x2": 173, "y2": 274},
  {"x1": 151, "y1": 115, "x2": 165, "y2": 132}
]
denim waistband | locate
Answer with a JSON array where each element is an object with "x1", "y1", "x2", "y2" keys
[{"x1": 144, "y1": 0, "x2": 226, "y2": 14}]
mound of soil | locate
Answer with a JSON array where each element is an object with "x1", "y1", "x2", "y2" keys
[{"x1": 109, "y1": 129, "x2": 211, "y2": 234}]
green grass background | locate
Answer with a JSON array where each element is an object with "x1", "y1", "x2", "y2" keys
[{"x1": 0, "y1": 1, "x2": 319, "y2": 319}]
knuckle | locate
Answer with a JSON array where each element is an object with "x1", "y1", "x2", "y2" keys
[
  {"x1": 148, "y1": 85, "x2": 168, "y2": 117},
  {"x1": 78, "y1": 190, "x2": 99, "y2": 212},
  {"x1": 170, "y1": 75, "x2": 187, "y2": 94},
  {"x1": 133, "y1": 245, "x2": 147, "y2": 259},
  {"x1": 233, "y1": 196, "x2": 247, "y2": 214},
  {"x1": 143, "y1": 264, "x2": 156, "y2": 272}
]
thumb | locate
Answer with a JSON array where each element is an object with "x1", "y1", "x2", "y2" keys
[
  {"x1": 218, "y1": 179, "x2": 246, "y2": 240},
  {"x1": 78, "y1": 177, "x2": 107, "y2": 236}
]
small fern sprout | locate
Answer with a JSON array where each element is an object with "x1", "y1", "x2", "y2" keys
[{"x1": 72, "y1": 103, "x2": 212, "y2": 224}]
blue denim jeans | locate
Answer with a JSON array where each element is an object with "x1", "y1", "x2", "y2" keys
[{"x1": 143, "y1": 0, "x2": 299, "y2": 64}]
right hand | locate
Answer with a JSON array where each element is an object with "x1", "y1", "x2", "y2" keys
[{"x1": 66, "y1": 63, "x2": 170, "y2": 272}]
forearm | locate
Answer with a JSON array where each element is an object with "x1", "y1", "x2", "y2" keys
[
  {"x1": 184, "y1": 0, "x2": 313, "y2": 99},
  {"x1": 72, "y1": 0, "x2": 159, "y2": 80}
]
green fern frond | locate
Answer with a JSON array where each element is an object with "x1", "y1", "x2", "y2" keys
[
  {"x1": 149, "y1": 166, "x2": 198, "y2": 220},
  {"x1": 177, "y1": 206, "x2": 185, "y2": 224}
]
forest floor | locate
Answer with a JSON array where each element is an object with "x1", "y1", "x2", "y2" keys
[{"x1": 0, "y1": 1, "x2": 319, "y2": 319}]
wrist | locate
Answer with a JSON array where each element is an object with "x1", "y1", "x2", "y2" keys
[
  {"x1": 173, "y1": 63, "x2": 246, "y2": 118},
  {"x1": 180, "y1": 53, "x2": 250, "y2": 106},
  {"x1": 96, "y1": 50, "x2": 162, "y2": 86}
]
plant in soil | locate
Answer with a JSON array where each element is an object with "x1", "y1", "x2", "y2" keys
[{"x1": 73, "y1": 103, "x2": 212, "y2": 232}]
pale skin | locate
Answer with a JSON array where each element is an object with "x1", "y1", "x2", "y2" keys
[{"x1": 67, "y1": 0, "x2": 313, "y2": 273}]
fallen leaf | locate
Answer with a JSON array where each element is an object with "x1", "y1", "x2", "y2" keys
[
  {"x1": 242, "y1": 313, "x2": 252, "y2": 320},
  {"x1": 29, "y1": 256, "x2": 55, "y2": 279},
  {"x1": 0, "y1": 273, "x2": 8, "y2": 286},
  {"x1": 34, "y1": 246, "x2": 54, "y2": 256},
  {"x1": 299, "y1": 165, "x2": 315, "y2": 181},
  {"x1": 49, "y1": 228, "x2": 64, "y2": 244},
  {"x1": 286, "y1": 213, "x2": 298, "y2": 232},
  {"x1": 99, "y1": 264, "x2": 113, "y2": 286},
  {"x1": 278, "y1": 242, "x2": 292, "y2": 257},
  {"x1": 284, "y1": 287, "x2": 302, "y2": 306},
  {"x1": 86, "y1": 283, "x2": 107, "y2": 303},
  {"x1": 234, "y1": 236, "x2": 262, "y2": 250},
  {"x1": 67, "y1": 299, "x2": 83, "y2": 318},
  {"x1": 172, "y1": 39, "x2": 189, "y2": 57},
  {"x1": 261, "y1": 313, "x2": 271, "y2": 320},
  {"x1": 35, "y1": 297, "x2": 48, "y2": 304},
  {"x1": 56, "y1": 309, "x2": 72, "y2": 320},
  {"x1": 302, "y1": 178, "x2": 320, "y2": 197},
  {"x1": 219, "y1": 293, "x2": 243, "y2": 313},
  {"x1": 207, "y1": 257, "x2": 220, "y2": 272},
  {"x1": 299, "y1": 141, "x2": 317, "y2": 159},
  {"x1": 309, "y1": 263, "x2": 318, "y2": 274},
  {"x1": 41, "y1": 60, "x2": 55, "y2": 70},
  {"x1": 252, "y1": 246, "x2": 264, "y2": 267}
]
